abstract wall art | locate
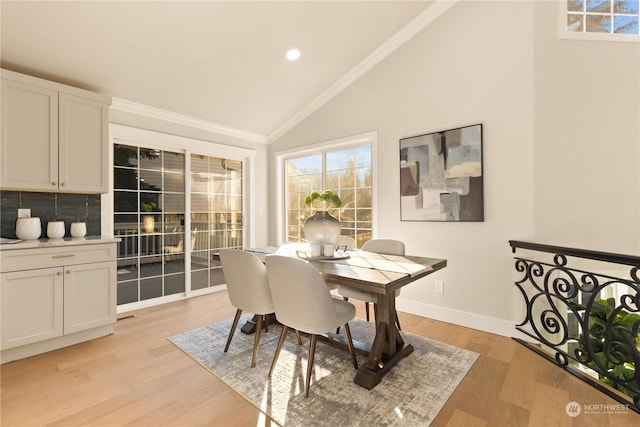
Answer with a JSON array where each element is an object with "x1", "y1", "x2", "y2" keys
[{"x1": 400, "y1": 124, "x2": 483, "y2": 222}]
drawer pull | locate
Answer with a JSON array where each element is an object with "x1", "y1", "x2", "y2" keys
[
  {"x1": 52, "y1": 254, "x2": 75, "y2": 259},
  {"x1": 66, "y1": 270, "x2": 71, "y2": 274},
  {"x1": 56, "y1": 272, "x2": 62, "y2": 276}
]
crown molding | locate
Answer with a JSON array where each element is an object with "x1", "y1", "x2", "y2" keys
[
  {"x1": 267, "y1": 0, "x2": 459, "y2": 143},
  {"x1": 110, "y1": 98, "x2": 269, "y2": 145}
]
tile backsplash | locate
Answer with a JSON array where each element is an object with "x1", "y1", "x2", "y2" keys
[{"x1": 0, "y1": 191, "x2": 101, "y2": 239}]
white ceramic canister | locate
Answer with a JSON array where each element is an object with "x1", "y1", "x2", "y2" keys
[
  {"x1": 47, "y1": 221, "x2": 65, "y2": 239},
  {"x1": 15, "y1": 217, "x2": 42, "y2": 240},
  {"x1": 70, "y1": 221, "x2": 87, "y2": 238}
]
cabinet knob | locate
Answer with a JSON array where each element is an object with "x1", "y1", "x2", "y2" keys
[
  {"x1": 66, "y1": 270, "x2": 71, "y2": 274},
  {"x1": 51, "y1": 181, "x2": 57, "y2": 186},
  {"x1": 61, "y1": 183, "x2": 65, "y2": 187},
  {"x1": 57, "y1": 271, "x2": 62, "y2": 276}
]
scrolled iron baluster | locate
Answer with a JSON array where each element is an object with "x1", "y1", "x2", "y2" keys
[
  {"x1": 553, "y1": 253, "x2": 568, "y2": 267},
  {"x1": 577, "y1": 272, "x2": 598, "y2": 294}
]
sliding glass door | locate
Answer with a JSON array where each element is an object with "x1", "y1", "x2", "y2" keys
[{"x1": 113, "y1": 144, "x2": 244, "y2": 306}]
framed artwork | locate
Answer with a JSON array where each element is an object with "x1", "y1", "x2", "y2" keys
[{"x1": 400, "y1": 123, "x2": 483, "y2": 222}]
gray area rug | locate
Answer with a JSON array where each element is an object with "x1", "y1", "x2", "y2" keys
[{"x1": 168, "y1": 315, "x2": 479, "y2": 426}]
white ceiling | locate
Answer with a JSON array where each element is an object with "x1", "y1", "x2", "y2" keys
[{"x1": 1, "y1": 1, "x2": 453, "y2": 143}]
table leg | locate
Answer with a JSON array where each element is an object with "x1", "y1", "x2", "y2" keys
[
  {"x1": 241, "y1": 313, "x2": 277, "y2": 334},
  {"x1": 353, "y1": 292, "x2": 413, "y2": 389}
]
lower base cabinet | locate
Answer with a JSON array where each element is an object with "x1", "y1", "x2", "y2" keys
[{"x1": 0, "y1": 241, "x2": 117, "y2": 363}]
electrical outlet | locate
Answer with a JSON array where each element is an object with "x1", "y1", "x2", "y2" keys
[
  {"x1": 18, "y1": 208, "x2": 31, "y2": 218},
  {"x1": 435, "y1": 280, "x2": 444, "y2": 294}
]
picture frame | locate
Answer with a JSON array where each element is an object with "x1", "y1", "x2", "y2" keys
[{"x1": 400, "y1": 123, "x2": 483, "y2": 222}]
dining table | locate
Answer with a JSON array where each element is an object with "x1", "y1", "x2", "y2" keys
[{"x1": 244, "y1": 244, "x2": 447, "y2": 390}]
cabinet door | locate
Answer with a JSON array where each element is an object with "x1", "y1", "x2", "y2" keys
[
  {"x1": 63, "y1": 261, "x2": 116, "y2": 334},
  {"x1": 58, "y1": 93, "x2": 109, "y2": 193},
  {"x1": 1, "y1": 79, "x2": 58, "y2": 191},
  {"x1": 0, "y1": 267, "x2": 64, "y2": 350}
]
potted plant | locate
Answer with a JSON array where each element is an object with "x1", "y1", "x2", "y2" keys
[
  {"x1": 141, "y1": 200, "x2": 157, "y2": 233},
  {"x1": 303, "y1": 190, "x2": 343, "y2": 253},
  {"x1": 573, "y1": 298, "x2": 640, "y2": 399}
]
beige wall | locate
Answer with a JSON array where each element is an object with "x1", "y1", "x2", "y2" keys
[
  {"x1": 534, "y1": 2, "x2": 640, "y2": 254},
  {"x1": 269, "y1": 1, "x2": 640, "y2": 335}
]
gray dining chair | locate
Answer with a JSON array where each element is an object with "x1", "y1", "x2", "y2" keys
[
  {"x1": 265, "y1": 254, "x2": 358, "y2": 398},
  {"x1": 337, "y1": 238, "x2": 405, "y2": 330},
  {"x1": 219, "y1": 248, "x2": 275, "y2": 368}
]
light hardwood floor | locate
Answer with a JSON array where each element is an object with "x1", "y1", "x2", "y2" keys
[{"x1": 1, "y1": 291, "x2": 638, "y2": 426}]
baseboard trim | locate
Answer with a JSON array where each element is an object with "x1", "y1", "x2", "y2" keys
[{"x1": 396, "y1": 298, "x2": 532, "y2": 341}]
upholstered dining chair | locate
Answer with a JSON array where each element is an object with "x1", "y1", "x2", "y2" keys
[
  {"x1": 337, "y1": 238, "x2": 405, "y2": 330},
  {"x1": 265, "y1": 255, "x2": 358, "y2": 398},
  {"x1": 219, "y1": 248, "x2": 274, "y2": 368},
  {"x1": 336, "y1": 235, "x2": 356, "y2": 252}
]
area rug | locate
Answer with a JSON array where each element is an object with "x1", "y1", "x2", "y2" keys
[{"x1": 168, "y1": 315, "x2": 479, "y2": 426}]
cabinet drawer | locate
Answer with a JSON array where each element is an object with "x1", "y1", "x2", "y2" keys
[{"x1": 1, "y1": 244, "x2": 116, "y2": 272}]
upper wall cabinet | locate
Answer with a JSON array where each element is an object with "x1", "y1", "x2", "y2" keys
[{"x1": 1, "y1": 69, "x2": 111, "y2": 193}]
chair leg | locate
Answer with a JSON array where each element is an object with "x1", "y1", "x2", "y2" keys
[
  {"x1": 337, "y1": 297, "x2": 349, "y2": 334},
  {"x1": 365, "y1": 302, "x2": 370, "y2": 321},
  {"x1": 295, "y1": 329, "x2": 303, "y2": 345},
  {"x1": 342, "y1": 323, "x2": 358, "y2": 370},
  {"x1": 224, "y1": 308, "x2": 242, "y2": 352},
  {"x1": 304, "y1": 334, "x2": 317, "y2": 398},
  {"x1": 269, "y1": 325, "x2": 289, "y2": 377},
  {"x1": 251, "y1": 315, "x2": 263, "y2": 368}
]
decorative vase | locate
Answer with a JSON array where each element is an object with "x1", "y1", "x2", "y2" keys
[
  {"x1": 47, "y1": 221, "x2": 65, "y2": 239},
  {"x1": 143, "y1": 215, "x2": 155, "y2": 233},
  {"x1": 303, "y1": 210, "x2": 341, "y2": 249},
  {"x1": 70, "y1": 221, "x2": 87, "y2": 238},
  {"x1": 15, "y1": 217, "x2": 42, "y2": 240}
]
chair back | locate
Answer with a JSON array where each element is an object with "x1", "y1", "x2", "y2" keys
[
  {"x1": 362, "y1": 238, "x2": 405, "y2": 256},
  {"x1": 265, "y1": 255, "x2": 340, "y2": 334},
  {"x1": 219, "y1": 249, "x2": 273, "y2": 315},
  {"x1": 336, "y1": 235, "x2": 356, "y2": 250}
]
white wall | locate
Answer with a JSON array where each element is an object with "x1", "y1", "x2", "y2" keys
[
  {"x1": 269, "y1": 1, "x2": 537, "y2": 336},
  {"x1": 268, "y1": 1, "x2": 640, "y2": 337},
  {"x1": 534, "y1": 2, "x2": 640, "y2": 254}
]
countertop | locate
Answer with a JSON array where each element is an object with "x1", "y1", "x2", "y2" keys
[{"x1": 0, "y1": 235, "x2": 121, "y2": 251}]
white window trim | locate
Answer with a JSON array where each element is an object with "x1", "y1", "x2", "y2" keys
[
  {"x1": 274, "y1": 131, "x2": 378, "y2": 245},
  {"x1": 105, "y1": 124, "x2": 256, "y2": 312},
  {"x1": 558, "y1": 1, "x2": 640, "y2": 42}
]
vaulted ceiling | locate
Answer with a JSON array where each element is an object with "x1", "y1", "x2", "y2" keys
[{"x1": 1, "y1": 1, "x2": 456, "y2": 143}]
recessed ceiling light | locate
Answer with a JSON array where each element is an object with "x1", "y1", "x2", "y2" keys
[{"x1": 286, "y1": 49, "x2": 301, "y2": 61}]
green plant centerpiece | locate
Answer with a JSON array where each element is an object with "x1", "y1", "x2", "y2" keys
[
  {"x1": 304, "y1": 190, "x2": 343, "y2": 211},
  {"x1": 303, "y1": 190, "x2": 342, "y2": 255}
]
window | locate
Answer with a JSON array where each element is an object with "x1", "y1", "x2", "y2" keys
[
  {"x1": 278, "y1": 133, "x2": 376, "y2": 248},
  {"x1": 564, "y1": 0, "x2": 640, "y2": 39}
]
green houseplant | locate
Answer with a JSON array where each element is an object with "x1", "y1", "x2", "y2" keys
[
  {"x1": 574, "y1": 298, "x2": 640, "y2": 398},
  {"x1": 304, "y1": 190, "x2": 343, "y2": 211}
]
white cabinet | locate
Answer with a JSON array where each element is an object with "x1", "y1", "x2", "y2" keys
[
  {"x1": 0, "y1": 69, "x2": 110, "y2": 193},
  {"x1": 0, "y1": 241, "x2": 117, "y2": 362},
  {"x1": 0, "y1": 267, "x2": 64, "y2": 349}
]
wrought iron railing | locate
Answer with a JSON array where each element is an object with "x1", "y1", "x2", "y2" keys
[{"x1": 510, "y1": 240, "x2": 640, "y2": 413}]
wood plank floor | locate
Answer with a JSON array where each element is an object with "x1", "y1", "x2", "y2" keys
[{"x1": 1, "y1": 291, "x2": 638, "y2": 426}]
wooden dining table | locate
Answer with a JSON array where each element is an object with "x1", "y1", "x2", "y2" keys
[{"x1": 246, "y1": 244, "x2": 447, "y2": 390}]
